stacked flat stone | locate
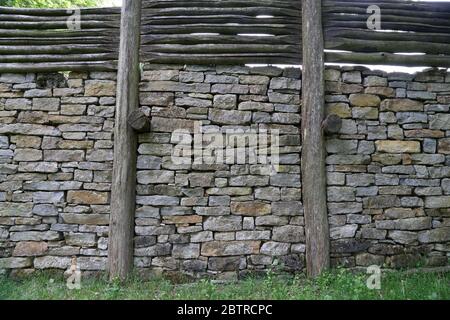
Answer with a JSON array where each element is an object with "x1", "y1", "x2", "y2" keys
[
  {"x1": 137, "y1": 64, "x2": 304, "y2": 278},
  {"x1": 0, "y1": 65, "x2": 449, "y2": 278},
  {"x1": 0, "y1": 71, "x2": 116, "y2": 275},
  {"x1": 325, "y1": 67, "x2": 450, "y2": 268}
]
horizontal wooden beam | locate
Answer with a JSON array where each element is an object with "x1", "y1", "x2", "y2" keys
[
  {"x1": 323, "y1": 0, "x2": 450, "y2": 12},
  {"x1": 323, "y1": 6, "x2": 450, "y2": 19},
  {"x1": 143, "y1": 7, "x2": 301, "y2": 18},
  {"x1": 0, "y1": 6, "x2": 120, "y2": 16},
  {"x1": 0, "y1": 53, "x2": 117, "y2": 63},
  {"x1": 0, "y1": 61, "x2": 117, "y2": 72},
  {"x1": 325, "y1": 13, "x2": 450, "y2": 28},
  {"x1": 0, "y1": 28, "x2": 118, "y2": 37},
  {"x1": 0, "y1": 37, "x2": 117, "y2": 45},
  {"x1": 142, "y1": 34, "x2": 299, "y2": 45},
  {"x1": 326, "y1": 51, "x2": 450, "y2": 67},
  {"x1": 144, "y1": 53, "x2": 300, "y2": 65},
  {"x1": 0, "y1": 20, "x2": 120, "y2": 29},
  {"x1": 326, "y1": 38, "x2": 450, "y2": 55},
  {"x1": 141, "y1": 23, "x2": 299, "y2": 35},
  {"x1": 142, "y1": 0, "x2": 300, "y2": 9},
  {"x1": 325, "y1": 28, "x2": 450, "y2": 45},
  {"x1": 324, "y1": 20, "x2": 450, "y2": 34},
  {"x1": 143, "y1": 44, "x2": 300, "y2": 54},
  {"x1": 0, "y1": 44, "x2": 116, "y2": 54},
  {"x1": 142, "y1": 15, "x2": 300, "y2": 25},
  {"x1": 0, "y1": 13, "x2": 120, "y2": 22}
]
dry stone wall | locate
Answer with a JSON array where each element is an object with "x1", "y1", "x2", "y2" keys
[
  {"x1": 324, "y1": 67, "x2": 450, "y2": 269},
  {"x1": 0, "y1": 71, "x2": 116, "y2": 275},
  {"x1": 136, "y1": 64, "x2": 304, "y2": 278},
  {"x1": 0, "y1": 64, "x2": 449, "y2": 277}
]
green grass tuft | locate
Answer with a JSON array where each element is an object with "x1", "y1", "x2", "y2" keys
[{"x1": 0, "y1": 269, "x2": 448, "y2": 300}]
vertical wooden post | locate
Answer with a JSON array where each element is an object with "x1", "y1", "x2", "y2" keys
[
  {"x1": 301, "y1": 0, "x2": 330, "y2": 277},
  {"x1": 108, "y1": 0, "x2": 142, "y2": 281}
]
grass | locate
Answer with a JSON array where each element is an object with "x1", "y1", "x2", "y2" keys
[{"x1": 0, "y1": 269, "x2": 448, "y2": 300}]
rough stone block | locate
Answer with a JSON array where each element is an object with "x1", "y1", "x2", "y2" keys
[
  {"x1": 85, "y1": 80, "x2": 116, "y2": 96},
  {"x1": 425, "y1": 196, "x2": 450, "y2": 208},
  {"x1": 418, "y1": 227, "x2": 450, "y2": 243},
  {"x1": 230, "y1": 201, "x2": 271, "y2": 216},
  {"x1": 172, "y1": 244, "x2": 200, "y2": 259},
  {"x1": 0, "y1": 203, "x2": 33, "y2": 217},
  {"x1": 67, "y1": 191, "x2": 109, "y2": 205},
  {"x1": 380, "y1": 99, "x2": 423, "y2": 112},
  {"x1": 349, "y1": 94, "x2": 381, "y2": 107},
  {"x1": 260, "y1": 242, "x2": 290, "y2": 256},
  {"x1": 0, "y1": 257, "x2": 32, "y2": 269},
  {"x1": 208, "y1": 109, "x2": 251, "y2": 125},
  {"x1": 201, "y1": 241, "x2": 260, "y2": 257},
  {"x1": 375, "y1": 140, "x2": 420, "y2": 154},
  {"x1": 13, "y1": 242, "x2": 48, "y2": 257},
  {"x1": 272, "y1": 225, "x2": 304, "y2": 242},
  {"x1": 204, "y1": 216, "x2": 242, "y2": 231}
]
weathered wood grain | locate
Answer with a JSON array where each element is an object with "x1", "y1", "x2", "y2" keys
[
  {"x1": 128, "y1": 109, "x2": 151, "y2": 133},
  {"x1": 326, "y1": 51, "x2": 450, "y2": 68},
  {"x1": 302, "y1": 0, "x2": 330, "y2": 278},
  {"x1": 0, "y1": 7, "x2": 119, "y2": 72},
  {"x1": 108, "y1": 0, "x2": 142, "y2": 281}
]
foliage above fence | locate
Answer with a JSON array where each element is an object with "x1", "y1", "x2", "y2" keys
[{"x1": 0, "y1": 6, "x2": 120, "y2": 72}]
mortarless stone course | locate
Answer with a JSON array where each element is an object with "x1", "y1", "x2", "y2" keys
[
  {"x1": 0, "y1": 71, "x2": 115, "y2": 277},
  {"x1": 325, "y1": 67, "x2": 449, "y2": 269},
  {"x1": 135, "y1": 64, "x2": 304, "y2": 278},
  {"x1": 0, "y1": 65, "x2": 449, "y2": 278}
]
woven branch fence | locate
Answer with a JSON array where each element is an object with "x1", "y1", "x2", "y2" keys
[
  {"x1": 0, "y1": 6, "x2": 120, "y2": 72},
  {"x1": 0, "y1": 0, "x2": 449, "y2": 70}
]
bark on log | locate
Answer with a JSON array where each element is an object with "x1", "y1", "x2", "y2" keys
[
  {"x1": 143, "y1": 44, "x2": 300, "y2": 54},
  {"x1": 325, "y1": 28, "x2": 450, "y2": 45},
  {"x1": 0, "y1": 6, "x2": 120, "y2": 16},
  {"x1": 141, "y1": 24, "x2": 299, "y2": 35},
  {"x1": 325, "y1": 13, "x2": 450, "y2": 28},
  {"x1": 0, "y1": 38, "x2": 116, "y2": 45},
  {"x1": 0, "y1": 13, "x2": 120, "y2": 22},
  {"x1": 0, "y1": 7, "x2": 120, "y2": 72},
  {"x1": 324, "y1": 20, "x2": 450, "y2": 33},
  {"x1": 0, "y1": 28, "x2": 118, "y2": 37},
  {"x1": 0, "y1": 61, "x2": 117, "y2": 72},
  {"x1": 323, "y1": 6, "x2": 450, "y2": 19},
  {"x1": 0, "y1": 21, "x2": 120, "y2": 29},
  {"x1": 142, "y1": 15, "x2": 300, "y2": 25},
  {"x1": 141, "y1": 34, "x2": 299, "y2": 45},
  {"x1": 302, "y1": 0, "x2": 330, "y2": 278},
  {"x1": 108, "y1": 0, "x2": 142, "y2": 281},
  {"x1": 326, "y1": 38, "x2": 450, "y2": 55},
  {"x1": 142, "y1": 7, "x2": 301, "y2": 18},
  {"x1": 0, "y1": 53, "x2": 116, "y2": 63},
  {"x1": 143, "y1": 53, "x2": 300, "y2": 65},
  {"x1": 325, "y1": 51, "x2": 450, "y2": 68},
  {"x1": 0, "y1": 44, "x2": 115, "y2": 54},
  {"x1": 323, "y1": 0, "x2": 450, "y2": 12},
  {"x1": 142, "y1": 0, "x2": 300, "y2": 9}
]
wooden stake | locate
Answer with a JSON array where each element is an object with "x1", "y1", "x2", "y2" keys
[
  {"x1": 108, "y1": 0, "x2": 142, "y2": 281},
  {"x1": 301, "y1": 0, "x2": 330, "y2": 278}
]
